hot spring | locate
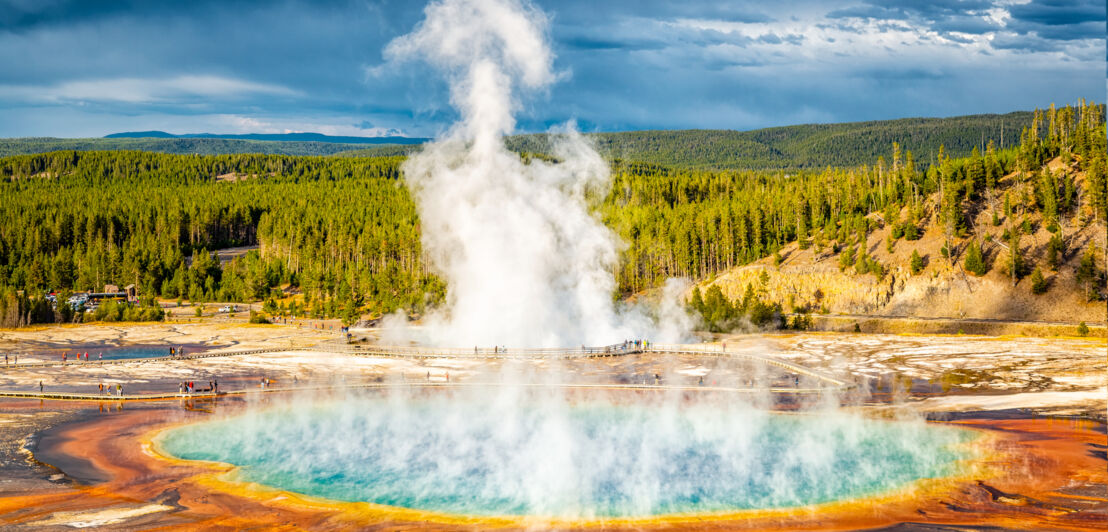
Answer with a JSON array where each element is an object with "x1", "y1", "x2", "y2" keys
[{"x1": 158, "y1": 389, "x2": 976, "y2": 520}]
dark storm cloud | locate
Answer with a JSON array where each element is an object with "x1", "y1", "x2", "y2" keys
[
  {"x1": 1008, "y1": 0, "x2": 1104, "y2": 26},
  {"x1": 1006, "y1": 0, "x2": 1106, "y2": 41},
  {"x1": 828, "y1": 0, "x2": 1105, "y2": 43},
  {"x1": 0, "y1": 0, "x2": 1102, "y2": 137},
  {"x1": 827, "y1": 0, "x2": 993, "y2": 23}
]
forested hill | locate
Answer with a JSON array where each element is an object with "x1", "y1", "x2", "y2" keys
[
  {"x1": 507, "y1": 111, "x2": 1038, "y2": 170},
  {"x1": 105, "y1": 130, "x2": 429, "y2": 145},
  {"x1": 343, "y1": 110, "x2": 1041, "y2": 170},
  {"x1": 4, "y1": 109, "x2": 1046, "y2": 169},
  {"x1": 0, "y1": 137, "x2": 380, "y2": 157},
  {"x1": 0, "y1": 100, "x2": 1103, "y2": 327}
]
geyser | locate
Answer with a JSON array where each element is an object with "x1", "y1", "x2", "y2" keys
[
  {"x1": 384, "y1": 0, "x2": 683, "y2": 347},
  {"x1": 159, "y1": 390, "x2": 974, "y2": 520}
]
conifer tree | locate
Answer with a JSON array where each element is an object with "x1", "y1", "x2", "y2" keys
[
  {"x1": 1030, "y1": 267, "x2": 1047, "y2": 294},
  {"x1": 1046, "y1": 233, "x2": 1063, "y2": 270},
  {"x1": 910, "y1": 250, "x2": 924, "y2": 275},
  {"x1": 963, "y1": 240, "x2": 987, "y2": 276},
  {"x1": 1076, "y1": 246, "x2": 1100, "y2": 301}
]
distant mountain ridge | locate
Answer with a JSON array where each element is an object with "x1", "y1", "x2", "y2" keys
[
  {"x1": 105, "y1": 130, "x2": 429, "y2": 145},
  {"x1": 339, "y1": 110, "x2": 1044, "y2": 170},
  {"x1": 0, "y1": 137, "x2": 374, "y2": 157},
  {"x1": 0, "y1": 108, "x2": 1072, "y2": 168}
]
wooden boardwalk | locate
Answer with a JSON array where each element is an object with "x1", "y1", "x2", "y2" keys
[
  {"x1": 0, "y1": 341, "x2": 852, "y2": 401},
  {"x1": 0, "y1": 347, "x2": 294, "y2": 370},
  {"x1": 0, "y1": 381, "x2": 841, "y2": 402},
  {"x1": 335, "y1": 342, "x2": 849, "y2": 388}
]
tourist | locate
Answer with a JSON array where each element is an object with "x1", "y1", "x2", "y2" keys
[
  {"x1": 178, "y1": 382, "x2": 184, "y2": 394},
  {"x1": 62, "y1": 352, "x2": 66, "y2": 364},
  {"x1": 98, "y1": 352, "x2": 102, "y2": 363},
  {"x1": 118, "y1": 383, "x2": 123, "y2": 396},
  {"x1": 99, "y1": 383, "x2": 104, "y2": 395},
  {"x1": 39, "y1": 381, "x2": 43, "y2": 393},
  {"x1": 213, "y1": 380, "x2": 218, "y2": 393},
  {"x1": 3, "y1": 354, "x2": 7, "y2": 365}
]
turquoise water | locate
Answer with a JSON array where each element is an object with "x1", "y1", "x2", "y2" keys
[
  {"x1": 160, "y1": 392, "x2": 973, "y2": 518},
  {"x1": 48, "y1": 344, "x2": 203, "y2": 361}
]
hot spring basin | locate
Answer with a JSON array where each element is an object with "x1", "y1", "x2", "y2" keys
[{"x1": 158, "y1": 391, "x2": 974, "y2": 519}]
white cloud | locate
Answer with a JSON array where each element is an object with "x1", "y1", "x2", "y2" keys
[{"x1": 0, "y1": 75, "x2": 299, "y2": 104}]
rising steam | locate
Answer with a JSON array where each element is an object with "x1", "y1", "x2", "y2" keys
[{"x1": 385, "y1": 0, "x2": 685, "y2": 347}]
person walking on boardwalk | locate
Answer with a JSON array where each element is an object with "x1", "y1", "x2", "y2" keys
[
  {"x1": 117, "y1": 383, "x2": 123, "y2": 396},
  {"x1": 98, "y1": 352, "x2": 102, "y2": 363},
  {"x1": 99, "y1": 383, "x2": 104, "y2": 395},
  {"x1": 39, "y1": 381, "x2": 43, "y2": 393}
]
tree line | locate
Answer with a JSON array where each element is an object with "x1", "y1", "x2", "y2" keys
[{"x1": 0, "y1": 100, "x2": 1102, "y2": 327}]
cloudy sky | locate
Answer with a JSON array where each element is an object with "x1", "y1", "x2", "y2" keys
[{"x1": 0, "y1": 0, "x2": 1103, "y2": 138}]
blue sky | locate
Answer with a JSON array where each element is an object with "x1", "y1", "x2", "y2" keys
[{"x1": 0, "y1": 0, "x2": 1103, "y2": 138}]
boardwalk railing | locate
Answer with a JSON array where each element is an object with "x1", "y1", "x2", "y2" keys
[
  {"x1": 0, "y1": 347, "x2": 293, "y2": 370},
  {"x1": 326, "y1": 342, "x2": 642, "y2": 359},
  {"x1": 1, "y1": 341, "x2": 851, "y2": 390},
  {"x1": 327, "y1": 342, "x2": 850, "y2": 389}
]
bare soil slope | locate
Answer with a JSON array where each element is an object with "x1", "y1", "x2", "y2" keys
[{"x1": 697, "y1": 157, "x2": 1106, "y2": 326}]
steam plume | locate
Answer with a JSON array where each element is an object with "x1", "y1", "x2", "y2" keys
[{"x1": 386, "y1": 0, "x2": 684, "y2": 347}]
